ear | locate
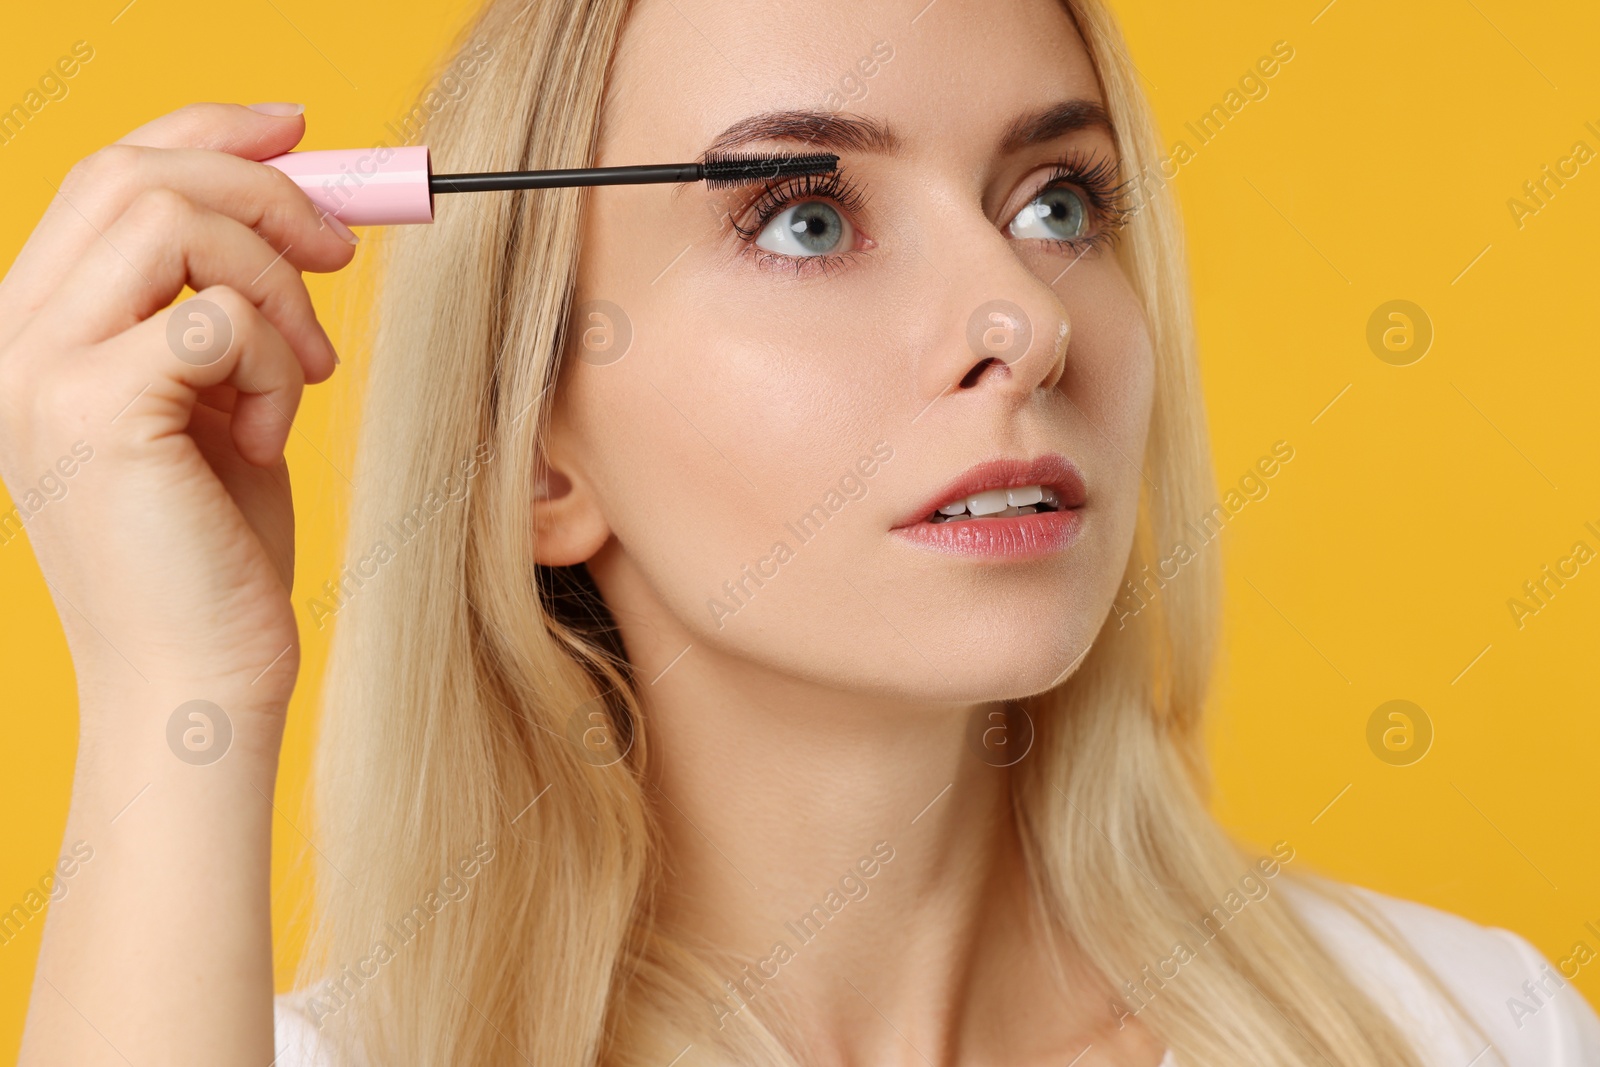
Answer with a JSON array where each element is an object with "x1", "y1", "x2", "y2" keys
[{"x1": 531, "y1": 417, "x2": 611, "y2": 567}]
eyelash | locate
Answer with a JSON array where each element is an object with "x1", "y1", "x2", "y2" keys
[
  {"x1": 726, "y1": 149, "x2": 1135, "y2": 275},
  {"x1": 729, "y1": 169, "x2": 871, "y2": 276},
  {"x1": 1036, "y1": 148, "x2": 1135, "y2": 254}
]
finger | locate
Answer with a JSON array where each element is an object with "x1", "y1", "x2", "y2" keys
[
  {"x1": 195, "y1": 384, "x2": 240, "y2": 414},
  {"x1": 6, "y1": 141, "x2": 355, "y2": 328},
  {"x1": 32, "y1": 188, "x2": 337, "y2": 383},
  {"x1": 100, "y1": 284, "x2": 306, "y2": 467},
  {"x1": 117, "y1": 101, "x2": 307, "y2": 159}
]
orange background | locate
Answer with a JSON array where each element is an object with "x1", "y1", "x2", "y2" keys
[{"x1": 2, "y1": 0, "x2": 1598, "y2": 1058}]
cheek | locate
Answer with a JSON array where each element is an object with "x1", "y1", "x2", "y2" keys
[
  {"x1": 564, "y1": 295, "x2": 898, "y2": 630},
  {"x1": 644, "y1": 296, "x2": 893, "y2": 487},
  {"x1": 1057, "y1": 273, "x2": 1156, "y2": 593},
  {"x1": 1064, "y1": 275, "x2": 1156, "y2": 462},
  {"x1": 1008, "y1": 241, "x2": 1154, "y2": 461}
]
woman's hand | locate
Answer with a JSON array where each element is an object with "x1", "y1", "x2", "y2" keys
[
  {"x1": 0, "y1": 101, "x2": 356, "y2": 713},
  {"x1": 2, "y1": 102, "x2": 359, "y2": 1067}
]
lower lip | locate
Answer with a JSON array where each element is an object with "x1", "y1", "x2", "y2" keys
[{"x1": 890, "y1": 508, "x2": 1083, "y2": 559}]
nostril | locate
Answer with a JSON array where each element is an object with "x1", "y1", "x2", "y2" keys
[{"x1": 958, "y1": 357, "x2": 1008, "y2": 389}]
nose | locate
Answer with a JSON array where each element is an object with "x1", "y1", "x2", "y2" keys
[{"x1": 912, "y1": 219, "x2": 1072, "y2": 406}]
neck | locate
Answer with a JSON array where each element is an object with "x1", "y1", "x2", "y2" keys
[
  {"x1": 586, "y1": 541, "x2": 1157, "y2": 1064},
  {"x1": 634, "y1": 641, "x2": 1095, "y2": 1064}
]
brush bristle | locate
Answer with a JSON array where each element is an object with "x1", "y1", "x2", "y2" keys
[{"x1": 702, "y1": 151, "x2": 839, "y2": 189}]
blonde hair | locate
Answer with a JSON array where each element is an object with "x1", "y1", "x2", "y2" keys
[{"x1": 304, "y1": 1, "x2": 1489, "y2": 1063}]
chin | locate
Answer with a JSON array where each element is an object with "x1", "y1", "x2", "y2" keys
[
  {"x1": 795, "y1": 606, "x2": 1108, "y2": 708},
  {"x1": 851, "y1": 549, "x2": 1123, "y2": 706},
  {"x1": 932, "y1": 618, "x2": 1104, "y2": 703}
]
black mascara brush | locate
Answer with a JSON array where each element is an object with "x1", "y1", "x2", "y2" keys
[{"x1": 260, "y1": 146, "x2": 839, "y2": 226}]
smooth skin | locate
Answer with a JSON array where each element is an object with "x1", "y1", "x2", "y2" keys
[
  {"x1": 3, "y1": 103, "x2": 354, "y2": 1064},
  {"x1": 5, "y1": 0, "x2": 1165, "y2": 1063},
  {"x1": 543, "y1": 1, "x2": 1159, "y2": 1062}
]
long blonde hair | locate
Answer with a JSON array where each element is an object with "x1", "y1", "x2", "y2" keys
[{"x1": 304, "y1": 1, "x2": 1485, "y2": 1063}]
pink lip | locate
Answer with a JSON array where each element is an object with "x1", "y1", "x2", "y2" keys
[{"x1": 890, "y1": 454, "x2": 1086, "y2": 560}]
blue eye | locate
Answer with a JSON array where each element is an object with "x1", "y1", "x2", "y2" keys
[
  {"x1": 1007, "y1": 185, "x2": 1091, "y2": 242},
  {"x1": 755, "y1": 201, "x2": 852, "y2": 256}
]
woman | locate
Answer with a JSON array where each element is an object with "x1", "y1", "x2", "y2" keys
[{"x1": 5, "y1": 0, "x2": 1597, "y2": 1064}]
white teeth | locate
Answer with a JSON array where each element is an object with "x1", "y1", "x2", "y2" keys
[
  {"x1": 1007, "y1": 485, "x2": 1043, "y2": 507},
  {"x1": 967, "y1": 489, "x2": 1011, "y2": 516},
  {"x1": 927, "y1": 483, "x2": 1061, "y2": 523}
]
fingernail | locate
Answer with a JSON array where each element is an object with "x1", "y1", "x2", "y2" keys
[
  {"x1": 248, "y1": 102, "x2": 304, "y2": 117},
  {"x1": 322, "y1": 211, "x2": 360, "y2": 245}
]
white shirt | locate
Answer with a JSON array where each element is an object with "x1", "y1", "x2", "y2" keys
[{"x1": 274, "y1": 881, "x2": 1600, "y2": 1065}]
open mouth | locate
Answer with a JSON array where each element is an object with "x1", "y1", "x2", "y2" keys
[
  {"x1": 923, "y1": 484, "x2": 1064, "y2": 524},
  {"x1": 891, "y1": 455, "x2": 1086, "y2": 558}
]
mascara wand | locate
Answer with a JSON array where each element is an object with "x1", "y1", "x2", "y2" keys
[{"x1": 261, "y1": 146, "x2": 838, "y2": 227}]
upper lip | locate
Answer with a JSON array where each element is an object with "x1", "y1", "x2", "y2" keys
[{"x1": 892, "y1": 454, "x2": 1087, "y2": 529}]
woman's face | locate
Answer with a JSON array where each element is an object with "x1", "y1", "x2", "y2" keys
[{"x1": 541, "y1": 0, "x2": 1155, "y2": 704}]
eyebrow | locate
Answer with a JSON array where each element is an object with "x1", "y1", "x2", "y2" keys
[
  {"x1": 997, "y1": 99, "x2": 1115, "y2": 153},
  {"x1": 700, "y1": 110, "x2": 898, "y2": 159},
  {"x1": 697, "y1": 99, "x2": 1115, "y2": 161}
]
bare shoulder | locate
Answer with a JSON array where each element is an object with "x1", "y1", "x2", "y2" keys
[{"x1": 1279, "y1": 876, "x2": 1600, "y2": 1066}]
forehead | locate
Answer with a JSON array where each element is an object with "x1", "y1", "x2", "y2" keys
[{"x1": 599, "y1": 0, "x2": 1102, "y2": 163}]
